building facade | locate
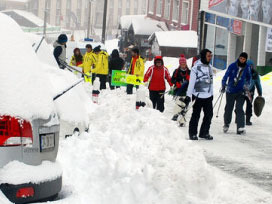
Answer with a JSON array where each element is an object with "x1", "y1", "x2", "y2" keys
[
  {"x1": 147, "y1": 0, "x2": 200, "y2": 31},
  {"x1": 26, "y1": 0, "x2": 147, "y2": 38},
  {"x1": 199, "y1": 0, "x2": 272, "y2": 71}
]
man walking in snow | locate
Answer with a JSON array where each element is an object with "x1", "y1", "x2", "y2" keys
[
  {"x1": 127, "y1": 47, "x2": 145, "y2": 94},
  {"x1": 184, "y1": 49, "x2": 214, "y2": 140},
  {"x1": 171, "y1": 54, "x2": 191, "y2": 126},
  {"x1": 221, "y1": 52, "x2": 251, "y2": 135},
  {"x1": 245, "y1": 60, "x2": 262, "y2": 126},
  {"x1": 53, "y1": 34, "x2": 68, "y2": 69},
  {"x1": 144, "y1": 56, "x2": 173, "y2": 112}
]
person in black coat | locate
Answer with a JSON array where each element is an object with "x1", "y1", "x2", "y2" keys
[{"x1": 109, "y1": 49, "x2": 125, "y2": 89}]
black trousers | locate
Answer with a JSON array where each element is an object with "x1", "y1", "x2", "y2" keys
[
  {"x1": 126, "y1": 84, "x2": 138, "y2": 94},
  {"x1": 189, "y1": 96, "x2": 213, "y2": 137},
  {"x1": 245, "y1": 93, "x2": 254, "y2": 121},
  {"x1": 108, "y1": 75, "x2": 120, "y2": 90},
  {"x1": 149, "y1": 90, "x2": 165, "y2": 112},
  {"x1": 224, "y1": 92, "x2": 245, "y2": 129},
  {"x1": 92, "y1": 74, "x2": 107, "y2": 90}
]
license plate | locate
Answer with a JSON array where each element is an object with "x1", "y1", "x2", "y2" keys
[{"x1": 40, "y1": 134, "x2": 55, "y2": 152}]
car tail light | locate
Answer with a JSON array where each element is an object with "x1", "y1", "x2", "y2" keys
[
  {"x1": 16, "y1": 187, "x2": 35, "y2": 198},
  {"x1": 0, "y1": 116, "x2": 33, "y2": 147}
]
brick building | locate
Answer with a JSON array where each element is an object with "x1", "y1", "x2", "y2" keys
[{"x1": 147, "y1": 0, "x2": 200, "y2": 31}]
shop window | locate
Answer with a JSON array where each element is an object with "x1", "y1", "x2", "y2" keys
[
  {"x1": 164, "y1": 0, "x2": 170, "y2": 19},
  {"x1": 205, "y1": 24, "x2": 216, "y2": 56},
  {"x1": 181, "y1": 1, "x2": 189, "y2": 24},
  {"x1": 149, "y1": 0, "x2": 155, "y2": 14},
  {"x1": 173, "y1": 0, "x2": 180, "y2": 22},
  {"x1": 214, "y1": 27, "x2": 228, "y2": 70},
  {"x1": 156, "y1": 0, "x2": 162, "y2": 16}
]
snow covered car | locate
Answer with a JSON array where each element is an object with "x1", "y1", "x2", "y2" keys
[{"x1": 0, "y1": 13, "x2": 63, "y2": 203}]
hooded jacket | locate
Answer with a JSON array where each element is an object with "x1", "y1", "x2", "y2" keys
[
  {"x1": 222, "y1": 59, "x2": 251, "y2": 94},
  {"x1": 144, "y1": 56, "x2": 173, "y2": 91},
  {"x1": 247, "y1": 60, "x2": 262, "y2": 96},
  {"x1": 109, "y1": 49, "x2": 125, "y2": 74},
  {"x1": 53, "y1": 41, "x2": 66, "y2": 67},
  {"x1": 80, "y1": 51, "x2": 96, "y2": 73},
  {"x1": 92, "y1": 50, "x2": 109, "y2": 75}
]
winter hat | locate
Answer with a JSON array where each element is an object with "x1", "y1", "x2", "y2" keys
[
  {"x1": 93, "y1": 45, "x2": 101, "y2": 52},
  {"x1": 86, "y1": 44, "x2": 92, "y2": 49},
  {"x1": 239, "y1": 52, "x2": 248, "y2": 60},
  {"x1": 154, "y1": 56, "x2": 164, "y2": 65},
  {"x1": 111, "y1": 49, "x2": 119, "y2": 58},
  {"x1": 58, "y1": 34, "x2": 68, "y2": 44},
  {"x1": 179, "y1": 55, "x2": 187, "y2": 66}
]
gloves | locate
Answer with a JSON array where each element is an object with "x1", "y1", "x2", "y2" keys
[
  {"x1": 176, "y1": 82, "x2": 182, "y2": 89},
  {"x1": 184, "y1": 96, "x2": 191, "y2": 106},
  {"x1": 220, "y1": 86, "x2": 226, "y2": 93}
]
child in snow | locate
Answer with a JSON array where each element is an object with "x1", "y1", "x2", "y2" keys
[
  {"x1": 171, "y1": 55, "x2": 191, "y2": 126},
  {"x1": 144, "y1": 56, "x2": 173, "y2": 112}
]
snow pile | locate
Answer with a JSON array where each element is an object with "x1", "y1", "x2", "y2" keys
[
  {"x1": 120, "y1": 15, "x2": 140, "y2": 30},
  {"x1": 151, "y1": 31, "x2": 198, "y2": 48},
  {"x1": 53, "y1": 90, "x2": 217, "y2": 204},
  {"x1": 0, "y1": 192, "x2": 10, "y2": 204},
  {"x1": 105, "y1": 39, "x2": 119, "y2": 55},
  {"x1": 0, "y1": 161, "x2": 62, "y2": 185},
  {"x1": 0, "y1": 13, "x2": 54, "y2": 120}
]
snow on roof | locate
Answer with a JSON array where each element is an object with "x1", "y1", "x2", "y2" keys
[
  {"x1": 120, "y1": 15, "x2": 168, "y2": 35},
  {"x1": 151, "y1": 31, "x2": 198, "y2": 48},
  {"x1": 130, "y1": 16, "x2": 168, "y2": 36},
  {"x1": 2, "y1": 9, "x2": 45, "y2": 27}
]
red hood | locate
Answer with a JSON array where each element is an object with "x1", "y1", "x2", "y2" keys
[{"x1": 154, "y1": 56, "x2": 164, "y2": 65}]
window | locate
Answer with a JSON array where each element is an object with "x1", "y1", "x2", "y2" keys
[
  {"x1": 66, "y1": 0, "x2": 71, "y2": 27},
  {"x1": 181, "y1": 1, "x2": 189, "y2": 24},
  {"x1": 56, "y1": 0, "x2": 61, "y2": 26},
  {"x1": 126, "y1": 0, "x2": 130, "y2": 14},
  {"x1": 45, "y1": 0, "x2": 51, "y2": 23},
  {"x1": 173, "y1": 0, "x2": 180, "y2": 21},
  {"x1": 156, "y1": 0, "x2": 162, "y2": 16},
  {"x1": 30, "y1": 0, "x2": 39, "y2": 16},
  {"x1": 134, "y1": 0, "x2": 138, "y2": 14},
  {"x1": 142, "y1": 0, "x2": 147, "y2": 14},
  {"x1": 149, "y1": 0, "x2": 154, "y2": 13},
  {"x1": 77, "y1": 0, "x2": 82, "y2": 25},
  {"x1": 164, "y1": 0, "x2": 170, "y2": 19},
  {"x1": 118, "y1": 0, "x2": 123, "y2": 18}
]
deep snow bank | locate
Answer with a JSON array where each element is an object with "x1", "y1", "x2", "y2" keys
[
  {"x1": 0, "y1": 13, "x2": 54, "y2": 120},
  {"x1": 54, "y1": 89, "x2": 216, "y2": 204}
]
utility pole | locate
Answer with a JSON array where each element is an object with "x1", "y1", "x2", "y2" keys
[
  {"x1": 43, "y1": 0, "x2": 48, "y2": 37},
  {"x1": 87, "y1": 0, "x2": 92, "y2": 38},
  {"x1": 101, "y1": 0, "x2": 108, "y2": 43}
]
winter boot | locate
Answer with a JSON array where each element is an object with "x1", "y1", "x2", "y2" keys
[
  {"x1": 223, "y1": 124, "x2": 229, "y2": 133},
  {"x1": 189, "y1": 135, "x2": 198, "y2": 140},
  {"x1": 172, "y1": 114, "x2": 179, "y2": 121},
  {"x1": 199, "y1": 134, "x2": 213, "y2": 140},
  {"x1": 237, "y1": 128, "x2": 246, "y2": 135},
  {"x1": 246, "y1": 118, "x2": 252, "y2": 126}
]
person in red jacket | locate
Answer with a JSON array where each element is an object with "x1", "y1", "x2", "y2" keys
[{"x1": 144, "y1": 56, "x2": 173, "y2": 112}]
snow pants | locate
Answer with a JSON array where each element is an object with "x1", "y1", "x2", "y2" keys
[
  {"x1": 149, "y1": 90, "x2": 165, "y2": 112},
  {"x1": 92, "y1": 74, "x2": 107, "y2": 90},
  {"x1": 224, "y1": 92, "x2": 245, "y2": 129},
  {"x1": 245, "y1": 93, "x2": 254, "y2": 121},
  {"x1": 189, "y1": 96, "x2": 213, "y2": 137}
]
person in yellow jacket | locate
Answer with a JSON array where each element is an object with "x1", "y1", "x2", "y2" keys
[
  {"x1": 91, "y1": 45, "x2": 109, "y2": 90},
  {"x1": 80, "y1": 44, "x2": 96, "y2": 83},
  {"x1": 126, "y1": 47, "x2": 145, "y2": 94}
]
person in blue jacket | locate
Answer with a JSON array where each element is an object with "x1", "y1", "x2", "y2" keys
[
  {"x1": 245, "y1": 60, "x2": 262, "y2": 125},
  {"x1": 221, "y1": 52, "x2": 251, "y2": 135}
]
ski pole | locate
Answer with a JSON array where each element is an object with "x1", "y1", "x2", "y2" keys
[
  {"x1": 53, "y1": 78, "x2": 84, "y2": 101},
  {"x1": 35, "y1": 36, "x2": 45, "y2": 53},
  {"x1": 216, "y1": 92, "x2": 224, "y2": 118},
  {"x1": 213, "y1": 92, "x2": 223, "y2": 109}
]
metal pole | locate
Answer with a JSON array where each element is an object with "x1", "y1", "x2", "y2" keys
[
  {"x1": 87, "y1": 0, "x2": 92, "y2": 38},
  {"x1": 43, "y1": 0, "x2": 47, "y2": 37},
  {"x1": 101, "y1": 0, "x2": 108, "y2": 43}
]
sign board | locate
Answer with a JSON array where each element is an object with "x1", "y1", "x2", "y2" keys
[
  {"x1": 229, "y1": 19, "x2": 243, "y2": 35},
  {"x1": 111, "y1": 70, "x2": 143, "y2": 86},
  {"x1": 266, "y1": 28, "x2": 272, "y2": 52},
  {"x1": 208, "y1": 0, "x2": 272, "y2": 25}
]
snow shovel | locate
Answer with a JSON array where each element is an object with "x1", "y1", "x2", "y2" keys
[
  {"x1": 254, "y1": 96, "x2": 265, "y2": 117},
  {"x1": 60, "y1": 60, "x2": 92, "y2": 79}
]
